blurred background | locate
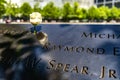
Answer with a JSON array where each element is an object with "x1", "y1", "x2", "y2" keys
[{"x1": 0, "y1": 0, "x2": 120, "y2": 23}]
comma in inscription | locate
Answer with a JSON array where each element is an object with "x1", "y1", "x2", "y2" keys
[{"x1": 47, "y1": 60, "x2": 118, "y2": 79}]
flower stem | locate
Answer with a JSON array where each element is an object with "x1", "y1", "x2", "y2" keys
[{"x1": 33, "y1": 26, "x2": 37, "y2": 35}]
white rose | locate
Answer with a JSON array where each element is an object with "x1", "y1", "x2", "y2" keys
[{"x1": 30, "y1": 12, "x2": 42, "y2": 25}]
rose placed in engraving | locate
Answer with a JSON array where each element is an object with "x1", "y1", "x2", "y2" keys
[{"x1": 30, "y1": 12, "x2": 42, "y2": 25}]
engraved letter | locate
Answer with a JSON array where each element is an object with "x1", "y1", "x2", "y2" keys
[
  {"x1": 99, "y1": 34, "x2": 105, "y2": 39},
  {"x1": 63, "y1": 64, "x2": 70, "y2": 72},
  {"x1": 97, "y1": 48, "x2": 105, "y2": 54},
  {"x1": 108, "y1": 34, "x2": 115, "y2": 39},
  {"x1": 113, "y1": 47, "x2": 120, "y2": 56},
  {"x1": 76, "y1": 47, "x2": 84, "y2": 53},
  {"x1": 81, "y1": 32, "x2": 92, "y2": 38},
  {"x1": 81, "y1": 66, "x2": 88, "y2": 75},
  {"x1": 47, "y1": 60, "x2": 56, "y2": 69},
  {"x1": 99, "y1": 66, "x2": 105, "y2": 79},
  {"x1": 55, "y1": 63, "x2": 63, "y2": 70},
  {"x1": 71, "y1": 65, "x2": 79, "y2": 73},
  {"x1": 109, "y1": 69, "x2": 117, "y2": 78},
  {"x1": 64, "y1": 46, "x2": 74, "y2": 52}
]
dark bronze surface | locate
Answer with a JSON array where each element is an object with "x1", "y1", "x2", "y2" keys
[{"x1": 0, "y1": 24, "x2": 120, "y2": 80}]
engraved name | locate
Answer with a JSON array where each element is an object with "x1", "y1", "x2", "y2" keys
[
  {"x1": 47, "y1": 60, "x2": 118, "y2": 79},
  {"x1": 81, "y1": 32, "x2": 120, "y2": 39},
  {"x1": 43, "y1": 43, "x2": 120, "y2": 56}
]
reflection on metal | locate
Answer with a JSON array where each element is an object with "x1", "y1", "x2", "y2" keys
[{"x1": 0, "y1": 24, "x2": 63, "y2": 80}]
